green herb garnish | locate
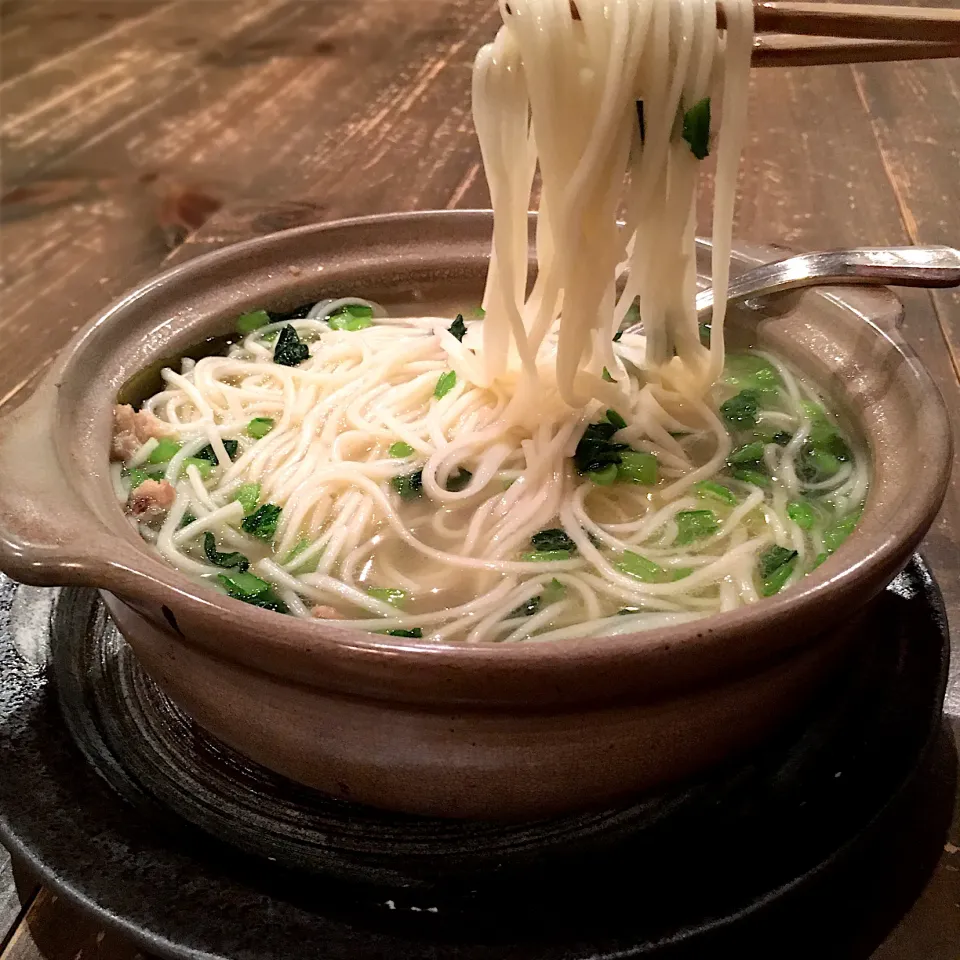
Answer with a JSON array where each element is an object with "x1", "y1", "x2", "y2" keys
[
  {"x1": 234, "y1": 482, "x2": 261, "y2": 515},
  {"x1": 758, "y1": 545, "x2": 799, "y2": 597},
  {"x1": 720, "y1": 390, "x2": 761, "y2": 429},
  {"x1": 727, "y1": 441, "x2": 766, "y2": 465},
  {"x1": 675, "y1": 509, "x2": 719, "y2": 545},
  {"x1": 246, "y1": 417, "x2": 274, "y2": 439},
  {"x1": 388, "y1": 441, "x2": 415, "y2": 458},
  {"x1": 573, "y1": 421, "x2": 628, "y2": 474},
  {"x1": 617, "y1": 450, "x2": 658, "y2": 485},
  {"x1": 273, "y1": 324, "x2": 310, "y2": 366},
  {"x1": 681, "y1": 96, "x2": 711, "y2": 160},
  {"x1": 531, "y1": 529, "x2": 576, "y2": 553},
  {"x1": 203, "y1": 532, "x2": 249, "y2": 572},
  {"x1": 392, "y1": 470, "x2": 423, "y2": 500},
  {"x1": 434, "y1": 370, "x2": 457, "y2": 399},
  {"x1": 448, "y1": 314, "x2": 467, "y2": 341},
  {"x1": 236, "y1": 309, "x2": 271, "y2": 335},
  {"x1": 367, "y1": 587, "x2": 407, "y2": 607},
  {"x1": 241, "y1": 503, "x2": 281, "y2": 540}
]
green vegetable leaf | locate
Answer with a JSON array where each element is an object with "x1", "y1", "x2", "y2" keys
[
  {"x1": 606, "y1": 409, "x2": 627, "y2": 430},
  {"x1": 236, "y1": 309, "x2": 271, "y2": 335},
  {"x1": 234, "y1": 482, "x2": 261, "y2": 515},
  {"x1": 217, "y1": 571, "x2": 288, "y2": 613},
  {"x1": 246, "y1": 417, "x2": 274, "y2": 439},
  {"x1": 723, "y1": 353, "x2": 781, "y2": 391},
  {"x1": 521, "y1": 549, "x2": 571, "y2": 562},
  {"x1": 758, "y1": 545, "x2": 799, "y2": 596},
  {"x1": 720, "y1": 390, "x2": 761, "y2": 429},
  {"x1": 127, "y1": 468, "x2": 149, "y2": 490},
  {"x1": 823, "y1": 511, "x2": 860, "y2": 554},
  {"x1": 203, "y1": 532, "x2": 249, "y2": 572},
  {"x1": 695, "y1": 480, "x2": 737, "y2": 505},
  {"x1": 383, "y1": 628, "x2": 423, "y2": 638},
  {"x1": 681, "y1": 96, "x2": 711, "y2": 160},
  {"x1": 474, "y1": 305, "x2": 486, "y2": 318},
  {"x1": 601, "y1": 366, "x2": 617, "y2": 383},
  {"x1": 617, "y1": 450, "x2": 658, "y2": 485},
  {"x1": 241, "y1": 503, "x2": 282, "y2": 540},
  {"x1": 447, "y1": 314, "x2": 467, "y2": 341},
  {"x1": 787, "y1": 500, "x2": 815, "y2": 530},
  {"x1": 573, "y1": 421, "x2": 628, "y2": 474},
  {"x1": 727, "y1": 441, "x2": 766, "y2": 465},
  {"x1": 328, "y1": 311, "x2": 373, "y2": 331},
  {"x1": 391, "y1": 470, "x2": 423, "y2": 500},
  {"x1": 699, "y1": 321, "x2": 712, "y2": 346},
  {"x1": 273, "y1": 324, "x2": 310, "y2": 366},
  {"x1": 531, "y1": 529, "x2": 576, "y2": 553},
  {"x1": 588, "y1": 463, "x2": 619, "y2": 485},
  {"x1": 182, "y1": 457, "x2": 214, "y2": 480},
  {"x1": 510, "y1": 596, "x2": 541, "y2": 618},
  {"x1": 147, "y1": 437, "x2": 182, "y2": 464},
  {"x1": 367, "y1": 587, "x2": 408, "y2": 607},
  {"x1": 388, "y1": 441, "x2": 415, "y2": 458},
  {"x1": 675, "y1": 509, "x2": 719, "y2": 545},
  {"x1": 612, "y1": 328, "x2": 624, "y2": 343},
  {"x1": 618, "y1": 551, "x2": 667, "y2": 583},
  {"x1": 542, "y1": 578, "x2": 566, "y2": 604},
  {"x1": 434, "y1": 370, "x2": 457, "y2": 399},
  {"x1": 195, "y1": 440, "x2": 238, "y2": 464},
  {"x1": 730, "y1": 467, "x2": 770, "y2": 487}
]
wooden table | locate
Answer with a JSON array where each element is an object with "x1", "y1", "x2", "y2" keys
[{"x1": 1, "y1": 1, "x2": 959, "y2": 957}]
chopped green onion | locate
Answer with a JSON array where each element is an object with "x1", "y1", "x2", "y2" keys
[
  {"x1": 241, "y1": 503, "x2": 281, "y2": 540},
  {"x1": 147, "y1": 437, "x2": 182, "y2": 464},
  {"x1": 434, "y1": 370, "x2": 457, "y2": 399},
  {"x1": 203, "y1": 532, "x2": 249, "y2": 572},
  {"x1": 696, "y1": 480, "x2": 737, "y2": 505},
  {"x1": 236, "y1": 309, "x2": 271, "y2": 335},
  {"x1": 681, "y1": 96, "x2": 711, "y2": 160},
  {"x1": 182, "y1": 457, "x2": 214, "y2": 480},
  {"x1": 521, "y1": 549, "x2": 571, "y2": 562},
  {"x1": 234, "y1": 482, "x2": 261, "y2": 515},
  {"x1": 367, "y1": 587, "x2": 407, "y2": 607},
  {"x1": 606, "y1": 409, "x2": 627, "y2": 430},
  {"x1": 246, "y1": 417, "x2": 274, "y2": 439},
  {"x1": 588, "y1": 463, "x2": 619, "y2": 486},
  {"x1": 127, "y1": 468, "x2": 149, "y2": 489},
  {"x1": 531, "y1": 529, "x2": 576, "y2": 553},
  {"x1": 388, "y1": 441, "x2": 415, "y2": 458},
  {"x1": 787, "y1": 500, "x2": 815, "y2": 530},
  {"x1": 392, "y1": 470, "x2": 423, "y2": 500},
  {"x1": 273, "y1": 324, "x2": 310, "y2": 366},
  {"x1": 675, "y1": 509, "x2": 719, "y2": 545},
  {"x1": 447, "y1": 314, "x2": 467, "y2": 341},
  {"x1": 383, "y1": 628, "x2": 422, "y2": 638},
  {"x1": 617, "y1": 450, "x2": 658, "y2": 485}
]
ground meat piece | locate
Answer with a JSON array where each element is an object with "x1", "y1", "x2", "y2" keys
[
  {"x1": 311, "y1": 605, "x2": 345, "y2": 620},
  {"x1": 110, "y1": 404, "x2": 175, "y2": 462},
  {"x1": 127, "y1": 479, "x2": 176, "y2": 521}
]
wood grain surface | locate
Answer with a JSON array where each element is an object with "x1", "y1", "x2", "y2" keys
[{"x1": 1, "y1": 1, "x2": 959, "y2": 958}]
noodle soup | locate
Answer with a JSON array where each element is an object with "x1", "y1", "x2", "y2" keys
[{"x1": 110, "y1": 300, "x2": 867, "y2": 643}]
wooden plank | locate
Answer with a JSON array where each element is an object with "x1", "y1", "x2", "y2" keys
[
  {"x1": 0, "y1": 1, "x2": 170, "y2": 84},
  {"x1": 0, "y1": 887, "x2": 143, "y2": 960}
]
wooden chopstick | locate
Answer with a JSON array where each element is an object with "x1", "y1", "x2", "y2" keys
[
  {"x1": 731, "y1": 1, "x2": 960, "y2": 44},
  {"x1": 752, "y1": 34, "x2": 960, "y2": 66}
]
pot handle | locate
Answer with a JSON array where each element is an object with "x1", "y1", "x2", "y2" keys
[{"x1": 0, "y1": 383, "x2": 137, "y2": 588}]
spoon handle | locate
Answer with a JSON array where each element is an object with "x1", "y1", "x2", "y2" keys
[{"x1": 696, "y1": 245, "x2": 960, "y2": 317}]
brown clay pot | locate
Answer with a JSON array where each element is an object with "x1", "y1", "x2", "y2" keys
[{"x1": 0, "y1": 212, "x2": 950, "y2": 818}]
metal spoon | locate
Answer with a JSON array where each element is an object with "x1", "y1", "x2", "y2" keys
[{"x1": 695, "y1": 245, "x2": 960, "y2": 319}]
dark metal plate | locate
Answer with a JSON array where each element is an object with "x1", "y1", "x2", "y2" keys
[{"x1": 0, "y1": 556, "x2": 950, "y2": 959}]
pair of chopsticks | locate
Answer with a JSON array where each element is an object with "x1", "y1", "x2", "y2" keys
[{"x1": 741, "y1": 2, "x2": 960, "y2": 67}]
